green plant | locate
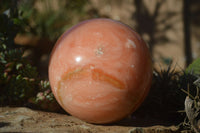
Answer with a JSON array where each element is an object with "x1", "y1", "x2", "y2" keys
[
  {"x1": 28, "y1": 80, "x2": 63, "y2": 112},
  {"x1": 19, "y1": 0, "x2": 89, "y2": 41},
  {"x1": 0, "y1": 2, "x2": 62, "y2": 112},
  {"x1": 0, "y1": 4, "x2": 39, "y2": 105},
  {"x1": 134, "y1": 63, "x2": 186, "y2": 124},
  {"x1": 180, "y1": 58, "x2": 200, "y2": 103},
  {"x1": 186, "y1": 58, "x2": 200, "y2": 76},
  {"x1": 179, "y1": 58, "x2": 200, "y2": 132}
]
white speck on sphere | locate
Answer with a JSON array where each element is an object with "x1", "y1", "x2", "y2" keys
[
  {"x1": 54, "y1": 87, "x2": 58, "y2": 92},
  {"x1": 75, "y1": 56, "x2": 82, "y2": 62},
  {"x1": 90, "y1": 66, "x2": 95, "y2": 69},
  {"x1": 67, "y1": 94, "x2": 72, "y2": 101},
  {"x1": 131, "y1": 65, "x2": 135, "y2": 68},
  {"x1": 95, "y1": 47, "x2": 104, "y2": 56},
  {"x1": 126, "y1": 39, "x2": 136, "y2": 49}
]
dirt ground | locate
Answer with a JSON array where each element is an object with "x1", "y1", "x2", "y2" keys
[{"x1": 0, "y1": 107, "x2": 192, "y2": 133}]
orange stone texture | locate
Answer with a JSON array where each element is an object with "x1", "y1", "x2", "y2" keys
[{"x1": 48, "y1": 18, "x2": 152, "y2": 124}]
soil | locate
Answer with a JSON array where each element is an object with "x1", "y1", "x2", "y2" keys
[{"x1": 0, "y1": 107, "x2": 191, "y2": 133}]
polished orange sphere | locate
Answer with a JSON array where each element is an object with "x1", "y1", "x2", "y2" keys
[{"x1": 48, "y1": 18, "x2": 152, "y2": 124}]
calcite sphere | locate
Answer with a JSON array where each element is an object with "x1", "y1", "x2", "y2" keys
[{"x1": 49, "y1": 18, "x2": 152, "y2": 124}]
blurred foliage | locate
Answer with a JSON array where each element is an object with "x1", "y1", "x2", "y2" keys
[
  {"x1": 0, "y1": 1, "x2": 62, "y2": 112},
  {"x1": 133, "y1": 0, "x2": 178, "y2": 53},
  {"x1": 18, "y1": 0, "x2": 89, "y2": 41},
  {"x1": 181, "y1": 58, "x2": 200, "y2": 98},
  {"x1": 179, "y1": 59, "x2": 200, "y2": 132},
  {"x1": 135, "y1": 60, "x2": 200, "y2": 125},
  {"x1": 29, "y1": 80, "x2": 63, "y2": 112},
  {"x1": 134, "y1": 63, "x2": 186, "y2": 124},
  {"x1": 186, "y1": 58, "x2": 200, "y2": 76},
  {"x1": 0, "y1": 3, "x2": 37, "y2": 105},
  {"x1": 184, "y1": 58, "x2": 200, "y2": 102},
  {"x1": 0, "y1": 0, "x2": 13, "y2": 13}
]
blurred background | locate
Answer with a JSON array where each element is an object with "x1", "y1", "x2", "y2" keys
[
  {"x1": 1, "y1": 0, "x2": 200, "y2": 78},
  {"x1": 1, "y1": 0, "x2": 200, "y2": 126}
]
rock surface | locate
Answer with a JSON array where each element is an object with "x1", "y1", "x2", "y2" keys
[{"x1": 0, "y1": 107, "x2": 190, "y2": 133}]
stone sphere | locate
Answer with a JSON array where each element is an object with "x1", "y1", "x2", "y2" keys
[{"x1": 48, "y1": 18, "x2": 152, "y2": 124}]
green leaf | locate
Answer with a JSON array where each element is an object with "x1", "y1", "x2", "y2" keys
[
  {"x1": 186, "y1": 58, "x2": 200, "y2": 75},
  {"x1": 16, "y1": 63, "x2": 23, "y2": 70},
  {"x1": 16, "y1": 74, "x2": 22, "y2": 80},
  {"x1": 13, "y1": 18, "x2": 23, "y2": 25}
]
